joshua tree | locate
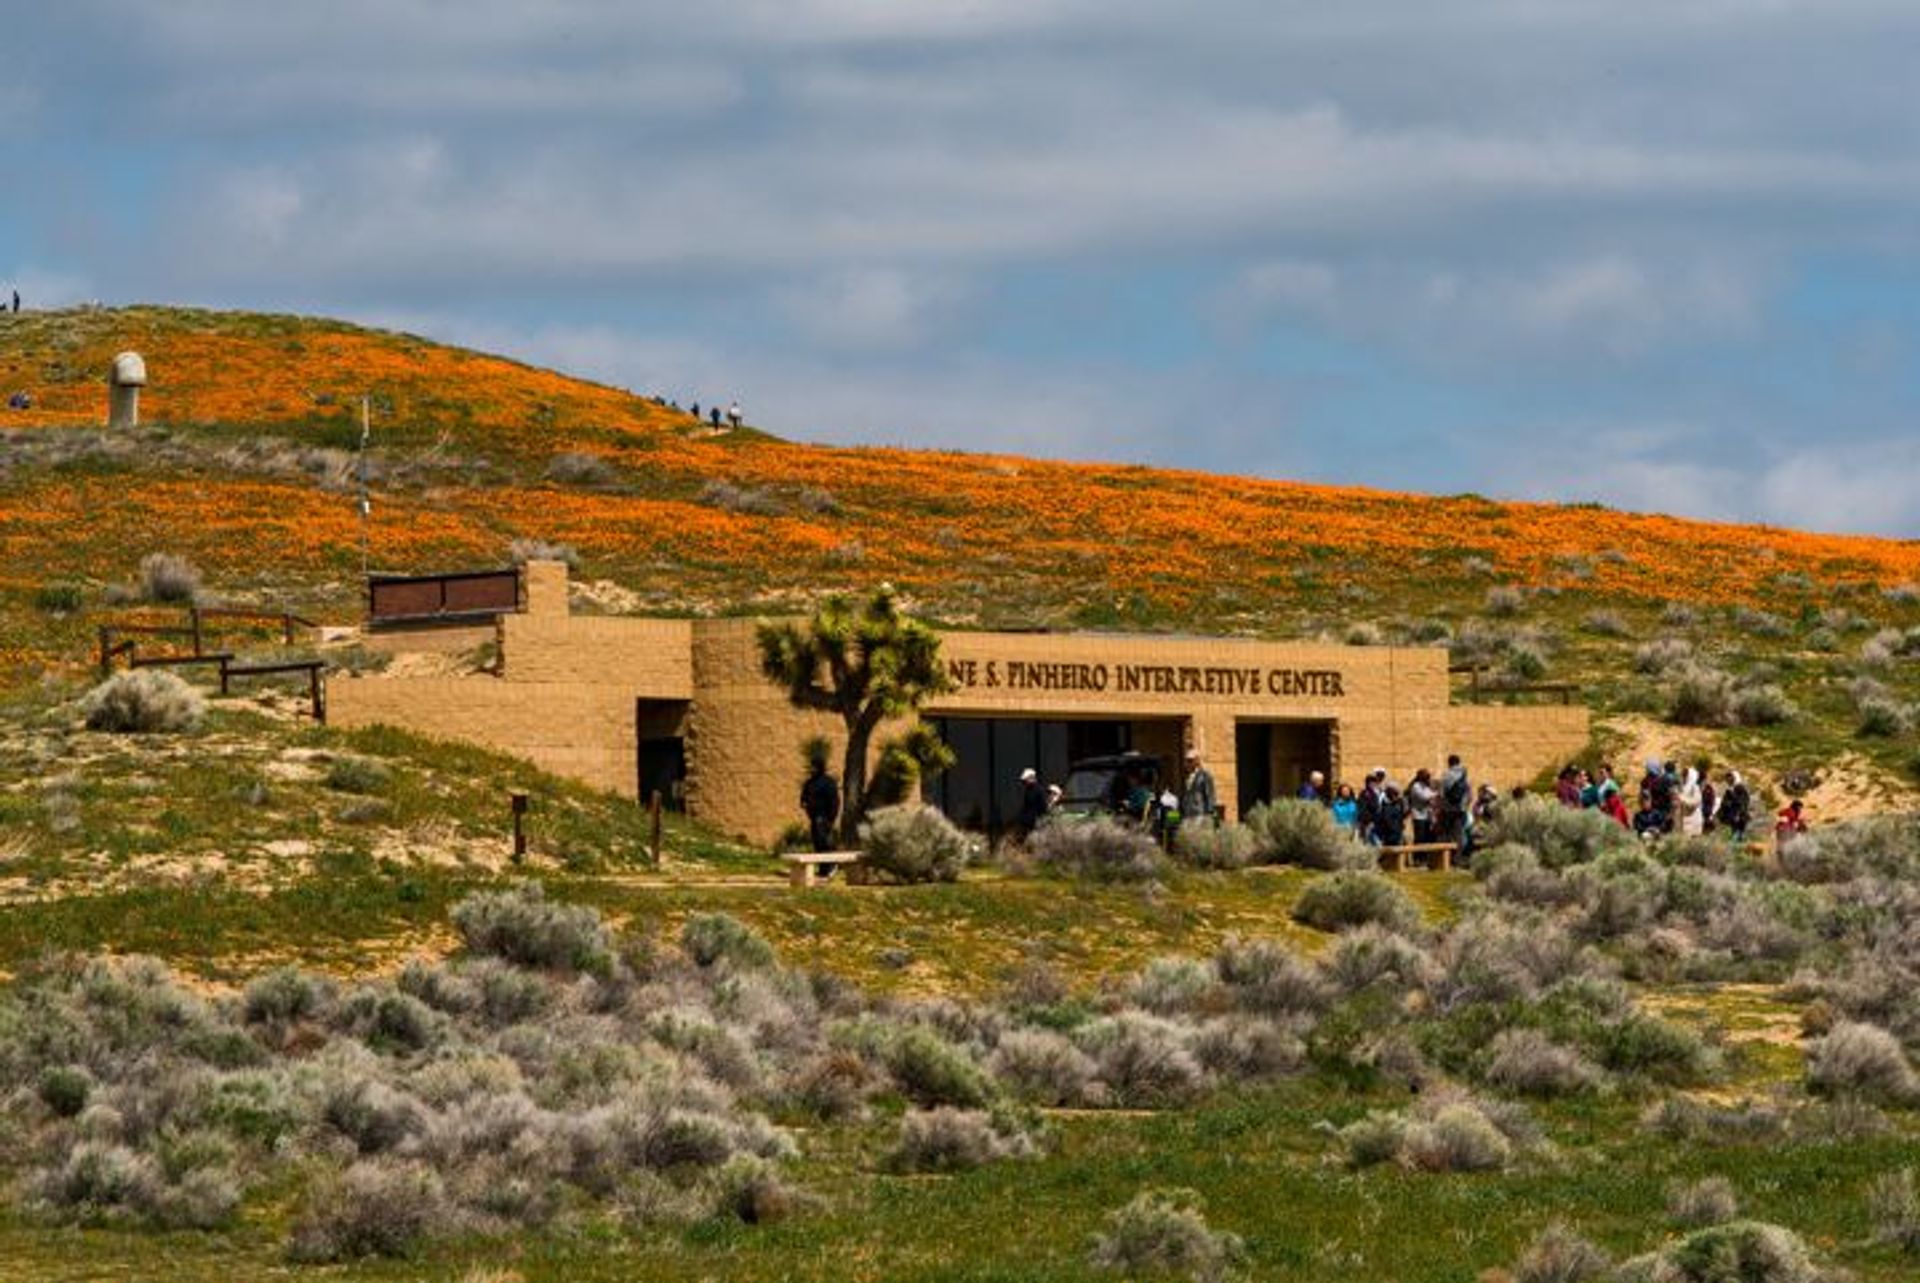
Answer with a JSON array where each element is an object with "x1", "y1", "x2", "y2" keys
[{"x1": 757, "y1": 586, "x2": 953, "y2": 843}]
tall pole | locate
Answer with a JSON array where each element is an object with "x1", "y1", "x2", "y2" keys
[{"x1": 357, "y1": 395, "x2": 372, "y2": 582}]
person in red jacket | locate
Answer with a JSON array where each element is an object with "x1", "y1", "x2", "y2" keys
[{"x1": 1774, "y1": 798, "x2": 1809, "y2": 849}]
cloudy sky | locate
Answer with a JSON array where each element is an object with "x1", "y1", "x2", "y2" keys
[{"x1": 7, "y1": 2, "x2": 1919, "y2": 534}]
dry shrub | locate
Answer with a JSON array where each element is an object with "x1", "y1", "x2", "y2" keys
[
  {"x1": 1074, "y1": 1013, "x2": 1205, "y2": 1107},
  {"x1": 1483, "y1": 1028, "x2": 1603, "y2": 1097},
  {"x1": 1128, "y1": 958, "x2": 1223, "y2": 1018},
  {"x1": 1805, "y1": 1021, "x2": 1920, "y2": 1103},
  {"x1": 1028, "y1": 817, "x2": 1165, "y2": 883},
  {"x1": 1340, "y1": 1095, "x2": 1522, "y2": 1172},
  {"x1": 1245, "y1": 800, "x2": 1371, "y2": 870},
  {"x1": 1322, "y1": 925, "x2": 1439, "y2": 996},
  {"x1": 699, "y1": 479, "x2": 783, "y2": 516},
  {"x1": 1174, "y1": 822, "x2": 1259, "y2": 871},
  {"x1": 1088, "y1": 1187, "x2": 1245, "y2": 1283},
  {"x1": 287, "y1": 1159, "x2": 451, "y2": 1262},
  {"x1": 1486, "y1": 585, "x2": 1526, "y2": 617},
  {"x1": 1668, "y1": 1176, "x2": 1740, "y2": 1229},
  {"x1": 81, "y1": 670, "x2": 205, "y2": 733},
  {"x1": 858, "y1": 805, "x2": 968, "y2": 883},
  {"x1": 987, "y1": 1029, "x2": 1099, "y2": 1107},
  {"x1": 1634, "y1": 636, "x2": 1693, "y2": 675},
  {"x1": 545, "y1": 452, "x2": 614, "y2": 486},
  {"x1": 1867, "y1": 1167, "x2": 1920, "y2": 1253},
  {"x1": 508, "y1": 538, "x2": 580, "y2": 569},
  {"x1": 138, "y1": 552, "x2": 201, "y2": 603},
  {"x1": 1511, "y1": 1222, "x2": 1613, "y2": 1283},
  {"x1": 1291, "y1": 871, "x2": 1421, "y2": 933},
  {"x1": 1642, "y1": 1220, "x2": 1825, "y2": 1283},
  {"x1": 885, "y1": 1107, "x2": 1039, "y2": 1173},
  {"x1": 1189, "y1": 1015, "x2": 1304, "y2": 1083},
  {"x1": 1213, "y1": 936, "x2": 1331, "y2": 1016},
  {"x1": 452, "y1": 883, "x2": 614, "y2": 974},
  {"x1": 1484, "y1": 796, "x2": 1633, "y2": 869}
]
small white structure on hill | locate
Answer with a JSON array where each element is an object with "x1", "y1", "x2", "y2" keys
[{"x1": 108, "y1": 351, "x2": 147, "y2": 428}]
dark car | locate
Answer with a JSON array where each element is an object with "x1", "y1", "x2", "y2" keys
[{"x1": 1056, "y1": 751, "x2": 1164, "y2": 820}]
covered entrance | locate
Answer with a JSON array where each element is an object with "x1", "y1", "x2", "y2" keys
[
  {"x1": 926, "y1": 717, "x2": 1169, "y2": 835},
  {"x1": 1234, "y1": 719, "x2": 1336, "y2": 817},
  {"x1": 636, "y1": 699, "x2": 689, "y2": 811}
]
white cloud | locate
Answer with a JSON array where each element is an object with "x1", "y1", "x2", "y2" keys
[{"x1": 776, "y1": 269, "x2": 973, "y2": 352}]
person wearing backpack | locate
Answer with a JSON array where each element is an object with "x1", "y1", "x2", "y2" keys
[
  {"x1": 1438, "y1": 754, "x2": 1470, "y2": 854},
  {"x1": 1717, "y1": 770, "x2": 1752, "y2": 842}
]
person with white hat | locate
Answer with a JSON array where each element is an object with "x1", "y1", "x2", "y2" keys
[
  {"x1": 1016, "y1": 767, "x2": 1048, "y2": 837},
  {"x1": 1181, "y1": 748, "x2": 1217, "y2": 827}
]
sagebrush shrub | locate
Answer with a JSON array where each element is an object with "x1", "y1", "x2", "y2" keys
[
  {"x1": 886, "y1": 1107, "x2": 1037, "y2": 1173},
  {"x1": 287, "y1": 1159, "x2": 450, "y2": 1262},
  {"x1": 987, "y1": 1029, "x2": 1099, "y2": 1106},
  {"x1": 1246, "y1": 800, "x2": 1370, "y2": 870},
  {"x1": 1402, "y1": 1101, "x2": 1513, "y2": 1172},
  {"x1": 1174, "y1": 822, "x2": 1258, "y2": 871},
  {"x1": 1805, "y1": 1021, "x2": 1919, "y2": 1103},
  {"x1": 1027, "y1": 817, "x2": 1165, "y2": 882},
  {"x1": 243, "y1": 967, "x2": 333, "y2": 1026},
  {"x1": 1323, "y1": 925, "x2": 1438, "y2": 996},
  {"x1": 451, "y1": 884, "x2": 614, "y2": 974},
  {"x1": 871, "y1": 1024, "x2": 995, "y2": 1108},
  {"x1": 1074, "y1": 1013, "x2": 1205, "y2": 1107},
  {"x1": 544, "y1": 452, "x2": 614, "y2": 487},
  {"x1": 1189, "y1": 1015, "x2": 1303, "y2": 1083},
  {"x1": 1292, "y1": 872, "x2": 1420, "y2": 933},
  {"x1": 858, "y1": 805, "x2": 968, "y2": 883},
  {"x1": 1867, "y1": 1167, "x2": 1920, "y2": 1253},
  {"x1": 1483, "y1": 1028, "x2": 1603, "y2": 1097},
  {"x1": 1486, "y1": 586, "x2": 1525, "y2": 617},
  {"x1": 1511, "y1": 1222, "x2": 1613, "y2": 1283},
  {"x1": 1651, "y1": 1220, "x2": 1824, "y2": 1283},
  {"x1": 1128, "y1": 958, "x2": 1223, "y2": 1017},
  {"x1": 324, "y1": 754, "x2": 392, "y2": 794},
  {"x1": 508, "y1": 537, "x2": 580, "y2": 569},
  {"x1": 1213, "y1": 936, "x2": 1331, "y2": 1015},
  {"x1": 1633, "y1": 636, "x2": 1693, "y2": 676},
  {"x1": 679, "y1": 912, "x2": 776, "y2": 971},
  {"x1": 138, "y1": 552, "x2": 201, "y2": 603},
  {"x1": 1668, "y1": 1176, "x2": 1740, "y2": 1228},
  {"x1": 1581, "y1": 610, "x2": 1630, "y2": 638},
  {"x1": 1088, "y1": 1187, "x2": 1245, "y2": 1283},
  {"x1": 81, "y1": 669, "x2": 205, "y2": 733},
  {"x1": 1484, "y1": 797, "x2": 1633, "y2": 870}
]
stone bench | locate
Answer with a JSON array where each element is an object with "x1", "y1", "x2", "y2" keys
[
  {"x1": 1378, "y1": 842, "x2": 1457, "y2": 873},
  {"x1": 779, "y1": 850, "x2": 862, "y2": 888}
]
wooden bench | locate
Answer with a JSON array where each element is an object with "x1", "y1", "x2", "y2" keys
[
  {"x1": 780, "y1": 851, "x2": 862, "y2": 888},
  {"x1": 1378, "y1": 841, "x2": 1458, "y2": 873}
]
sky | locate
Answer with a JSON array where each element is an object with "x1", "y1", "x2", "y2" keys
[{"x1": 6, "y1": 1, "x2": 1919, "y2": 536}]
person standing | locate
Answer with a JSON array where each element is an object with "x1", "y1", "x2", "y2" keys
[
  {"x1": 1373, "y1": 784, "x2": 1409, "y2": 848},
  {"x1": 1331, "y1": 783, "x2": 1359, "y2": 832},
  {"x1": 800, "y1": 752, "x2": 840, "y2": 871},
  {"x1": 1408, "y1": 768, "x2": 1438, "y2": 846},
  {"x1": 1181, "y1": 748, "x2": 1217, "y2": 826},
  {"x1": 1718, "y1": 771, "x2": 1751, "y2": 843},
  {"x1": 1774, "y1": 798, "x2": 1809, "y2": 850},
  {"x1": 9, "y1": 290, "x2": 17, "y2": 313},
  {"x1": 1439, "y1": 754, "x2": 1470, "y2": 853},
  {"x1": 1356, "y1": 770, "x2": 1384, "y2": 846},
  {"x1": 1678, "y1": 768, "x2": 1705, "y2": 837},
  {"x1": 727, "y1": 400, "x2": 743, "y2": 429},
  {"x1": 1297, "y1": 770, "x2": 1326, "y2": 804},
  {"x1": 1016, "y1": 767, "x2": 1048, "y2": 838}
]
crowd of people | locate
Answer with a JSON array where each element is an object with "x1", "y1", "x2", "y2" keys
[{"x1": 648, "y1": 394, "x2": 744, "y2": 431}]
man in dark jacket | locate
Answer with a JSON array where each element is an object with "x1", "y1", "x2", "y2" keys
[
  {"x1": 1356, "y1": 769, "x2": 1384, "y2": 845},
  {"x1": 1373, "y1": 785, "x2": 1409, "y2": 848},
  {"x1": 1439, "y1": 754, "x2": 1470, "y2": 853},
  {"x1": 1016, "y1": 768, "x2": 1048, "y2": 838},
  {"x1": 801, "y1": 755, "x2": 840, "y2": 860}
]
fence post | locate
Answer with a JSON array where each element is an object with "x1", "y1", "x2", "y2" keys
[
  {"x1": 219, "y1": 657, "x2": 231, "y2": 696},
  {"x1": 282, "y1": 612, "x2": 295, "y2": 646},
  {"x1": 510, "y1": 791, "x2": 529, "y2": 863},
  {"x1": 98, "y1": 627, "x2": 112, "y2": 675},
  {"x1": 311, "y1": 666, "x2": 326, "y2": 723},
  {"x1": 650, "y1": 791, "x2": 664, "y2": 866},
  {"x1": 189, "y1": 606, "x2": 203, "y2": 657}
]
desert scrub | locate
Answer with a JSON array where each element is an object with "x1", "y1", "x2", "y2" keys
[
  {"x1": 680, "y1": 912, "x2": 776, "y2": 970},
  {"x1": 451, "y1": 881, "x2": 614, "y2": 973},
  {"x1": 80, "y1": 669, "x2": 205, "y2": 733},
  {"x1": 1173, "y1": 821, "x2": 1258, "y2": 871},
  {"x1": 1482, "y1": 1028, "x2": 1604, "y2": 1097},
  {"x1": 508, "y1": 537, "x2": 580, "y2": 569},
  {"x1": 885, "y1": 1106, "x2": 1041, "y2": 1173},
  {"x1": 1483, "y1": 796, "x2": 1633, "y2": 869},
  {"x1": 323, "y1": 753, "x2": 392, "y2": 794},
  {"x1": 1088, "y1": 1187, "x2": 1245, "y2": 1283},
  {"x1": 1026, "y1": 816, "x2": 1165, "y2": 882},
  {"x1": 1668, "y1": 1176, "x2": 1741, "y2": 1228},
  {"x1": 137, "y1": 551, "x2": 201, "y2": 603},
  {"x1": 858, "y1": 804, "x2": 968, "y2": 883},
  {"x1": 1509, "y1": 1222, "x2": 1613, "y2": 1283},
  {"x1": 1804, "y1": 1021, "x2": 1919, "y2": 1103},
  {"x1": 1245, "y1": 799, "x2": 1370, "y2": 870},
  {"x1": 1336, "y1": 1093, "x2": 1528, "y2": 1172},
  {"x1": 1290, "y1": 871, "x2": 1421, "y2": 933},
  {"x1": 1866, "y1": 1167, "x2": 1920, "y2": 1253}
]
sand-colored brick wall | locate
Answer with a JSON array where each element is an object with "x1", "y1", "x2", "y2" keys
[
  {"x1": 328, "y1": 673, "x2": 649, "y2": 796},
  {"x1": 524, "y1": 559, "x2": 569, "y2": 618},
  {"x1": 1435, "y1": 704, "x2": 1592, "y2": 793},
  {"x1": 500, "y1": 614, "x2": 693, "y2": 693}
]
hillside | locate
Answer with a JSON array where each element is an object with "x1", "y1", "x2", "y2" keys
[{"x1": 4, "y1": 304, "x2": 1920, "y2": 795}]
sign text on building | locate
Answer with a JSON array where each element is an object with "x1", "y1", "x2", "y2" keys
[{"x1": 944, "y1": 659, "x2": 1345, "y2": 698}]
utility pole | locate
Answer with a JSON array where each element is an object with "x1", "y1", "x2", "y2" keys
[{"x1": 357, "y1": 395, "x2": 372, "y2": 581}]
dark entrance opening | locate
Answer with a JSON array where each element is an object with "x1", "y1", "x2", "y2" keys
[
  {"x1": 1234, "y1": 719, "x2": 1335, "y2": 817},
  {"x1": 636, "y1": 699, "x2": 689, "y2": 811},
  {"x1": 925, "y1": 717, "x2": 1129, "y2": 835}
]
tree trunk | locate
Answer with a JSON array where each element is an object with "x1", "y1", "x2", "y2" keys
[{"x1": 838, "y1": 723, "x2": 872, "y2": 847}]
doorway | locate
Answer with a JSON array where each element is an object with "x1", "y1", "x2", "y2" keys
[
  {"x1": 924, "y1": 717, "x2": 1130, "y2": 835},
  {"x1": 1234, "y1": 719, "x2": 1335, "y2": 817}
]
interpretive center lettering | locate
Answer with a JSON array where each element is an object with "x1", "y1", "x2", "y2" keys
[{"x1": 942, "y1": 659, "x2": 1344, "y2": 698}]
